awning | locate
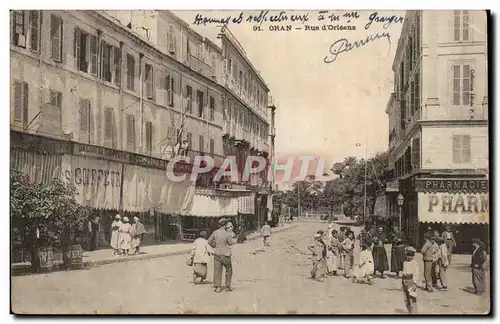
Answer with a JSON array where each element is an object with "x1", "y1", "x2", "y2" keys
[
  {"x1": 238, "y1": 193, "x2": 255, "y2": 214},
  {"x1": 417, "y1": 192, "x2": 489, "y2": 224},
  {"x1": 183, "y1": 193, "x2": 238, "y2": 217}
]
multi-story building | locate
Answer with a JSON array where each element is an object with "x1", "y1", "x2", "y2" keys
[
  {"x1": 385, "y1": 10, "x2": 489, "y2": 250},
  {"x1": 10, "y1": 10, "x2": 275, "y2": 244}
]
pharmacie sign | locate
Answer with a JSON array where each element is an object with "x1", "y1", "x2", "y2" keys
[
  {"x1": 418, "y1": 192, "x2": 489, "y2": 224},
  {"x1": 415, "y1": 179, "x2": 488, "y2": 192}
]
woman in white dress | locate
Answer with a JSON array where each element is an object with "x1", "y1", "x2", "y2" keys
[
  {"x1": 352, "y1": 243, "x2": 375, "y2": 284},
  {"x1": 326, "y1": 225, "x2": 339, "y2": 276},
  {"x1": 118, "y1": 216, "x2": 132, "y2": 256},
  {"x1": 110, "y1": 214, "x2": 122, "y2": 255}
]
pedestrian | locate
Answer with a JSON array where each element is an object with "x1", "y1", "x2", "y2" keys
[
  {"x1": 261, "y1": 221, "x2": 272, "y2": 247},
  {"x1": 190, "y1": 230, "x2": 212, "y2": 285},
  {"x1": 341, "y1": 231, "x2": 355, "y2": 278},
  {"x1": 390, "y1": 225, "x2": 406, "y2": 278},
  {"x1": 430, "y1": 235, "x2": 441, "y2": 289},
  {"x1": 471, "y1": 238, "x2": 487, "y2": 296},
  {"x1": 327, "y1": 229, "x2": 340, "y2": 276},
  {"x1": 208, "y1": 218, "x2": 236, "y2": 293},
  {"x1": 110, "y1": 214, "x2": 122, "y2": 255},
  {"x1": 237, "y1": 224, "x2": 247, "y2": 243},
  {"x1": 352, "y1": 243, "x2": 374, "y2": 284},
  {"x1": 421, "y1": 233, "x2": 437, "y2": 292},
  {"x1": 402, "y1": 246, "x2": 420, "y2": 314},
  {"x1": 118, "y1": 216, "x2": 132, "y2": 256},
  {"x1": 88, "y1": 216, "x2": 100, "y2": 251},
  {"x1": 338, "y1": 226, "x2": 346, "y2": 269},
  {"x1": 308, "y1": 232, "x2": 327, "y2": 282},
  {"x1": 372, "y1": 227, "x2": 389, "y2": 279},
  {"x1": 130, "y1": 216, "x2": 146, "y2": 255},
  {"x1": 441, "y1": 225, "x2": 457, "y2": 265},
  {"x1": 435, "y1": 237, "x2": 449, "y2": 290}
]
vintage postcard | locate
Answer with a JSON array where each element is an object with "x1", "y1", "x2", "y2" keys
[{"x1": 10, "y1": 9, "x2": 490, "y2": 315}]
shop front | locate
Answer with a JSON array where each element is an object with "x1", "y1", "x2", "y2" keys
[
  {"x1": 413, "y1": 178, "x2": 489, "y2": 252},
  {"x1": 181, "y1": 189, "x2": 239, "y2": 240}
]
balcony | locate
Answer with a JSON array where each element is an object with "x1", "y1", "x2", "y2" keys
[{"x1": 187, "y1": 54, "x2": 211, "y2": 78}]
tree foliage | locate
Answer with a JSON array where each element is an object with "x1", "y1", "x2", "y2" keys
[{"x1": 11, "y1": 170, "x2": 91, "y2": 248}]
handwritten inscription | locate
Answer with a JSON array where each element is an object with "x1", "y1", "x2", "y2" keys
[
  {"x1": 324, "y1": 32, "x2": 392, "y2": 63},
  {"x1": 192, "y1": 10, "x2": 403, "y2": 32}
]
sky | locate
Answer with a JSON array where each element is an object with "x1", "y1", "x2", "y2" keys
[{"x1": 173, "y1": 10, "x2": 405, "y2": 177}]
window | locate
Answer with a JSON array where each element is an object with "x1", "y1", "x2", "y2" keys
[
  {"x1": 209, "y1": 96, "x2": 215, "y2": 121},
  {"x1": 209, "y1": 138, "x2": 214, "y2": 154},
  {"x1": 126, "y1": 114, "x2": 136, "y2": 148},
  {"x1": 29, "y1": 11, "x2": 39, "y2": 52},
  {"x1": 100, "y1": 41, "x2": 113, "y2": 82},
  {"x1": 454, "y1": 10, "x2": 469, "y2": 42},
  {"x1": 74, "y1": 28, "x2": 98, "y2": 75},
  {"x1": 13, "y1": 81, "x2": 29, "y2": 127},
  {"x1": 452, "y1": 64, "x2": 471, "y2": 106},
  {"x1": 186, "y1": 85, "x2": 193, "y2": 113},
  {"x1": 50, "y1": 90, "x2": 62, "y2": 109},
  {"x1": 197, "y1": 90, "x2": 204, "y2": 118},
  {"x1": 186, "y1": 132, "x2": 192, "y2": 148},
  {"x1": 50, "y1": 15, "x2": 63, "y2": 61},
  {"x1": 79, "y1": 99, "x2": 91, "y2": 133},
  {"x1": 211, "y1": 53, "x2": 216, "y2": 76},
  {"x1": 410, "y1": 81, "x2": 415, "y2": 117},
  {"x1": 452, "y1": 135, "x2": 471, "y2": 163},
  {"x1": 114, "y1": 47, "x2": 121, "y2": 86},
  {"x1": 228, "y1": 58, "x2": 232, "y2": 75},
  {"x1": 199, "y1": 135, "x2": 204, "y2": 152},
  {"x1": 411, "y1": 137, "x2": 421, "y2": 169},
  {"x1": 126, "y1": 54, "x2": 135, "y2": 91},
  {"x1": 104, "y1": 107, "x2": 114, "y2": 142},
  {"x1": 12, "y1": 10, "x2": 26, "y2": 48},
  {"x1": 415, "y1": 72, "x2": 420, "y2": 113},
  {"x1": 145, "y1": 121, "x2": 153, "y2": 152},
  {"x1": 239, "y1": 71, "x2": 243, "y2": 91},
  {"x1": 168, "y1": 25, "x2": 176, "y2": 53},
  {"x1": 145, "y1": 63, "x2": 154, "y2": 99},
  {"x1": 166, "y1": 74, "x2": 174, "y2": 107}
]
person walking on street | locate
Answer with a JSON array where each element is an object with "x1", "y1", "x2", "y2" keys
[
  {"x1": 110, "y1": 215, "x2": 122, "y2": 256},
  {"x1": 308, "y1": 232, "x2": 327, "y2": 282},
  {"x1": 390, "y1": 225, "x2": 406, "y2": 278},
  {"x1": 441, "y1": 225, "x2": 457, "y2": 265},
  {"x1": 435, "y1": 237, "x2": 449, "y2": 290},
  {"x1": 338, "y1": 226, "x2": 346, "y2": 269},
  {"x1": 208, "y1": 218, "x2": 236, "y2": 293},
  {"x1": 261, "y1": 222, "x2": 272, "y2": 247},
  {"x1": 341, "y1": 231, "x2": 355, "y2": 278},
  {"x1": 190, "y1": 230, "x2": 212, "y2": 285},
  {"x1": 430, "y1": 235, "x2": 441, "y2": 289},
  {"x1": 118, "y1": 216, "x2": 132, "y2": 256},
  {"x1": 372, "y1": 227, "x2": 389, "y2": 279},
  {"x1": 402, "y1": 246, "x2": 420, "y2": 314},
  {"x1": 130, "y1": 216, "x2": 146, "y2": 255},
  {"x1": 421, "y1": 233, "x2": 437, "y2": 292},
  {"x1": 471, "y1": 238, "x2": 487, "y2": 296},
  {"x1": 88, "y1": 216, "x2": 100, "y2": 251}
]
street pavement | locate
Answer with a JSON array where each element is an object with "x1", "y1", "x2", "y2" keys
[{"x1": 11, "y1": 222, "x2": 490, "y2": 315}]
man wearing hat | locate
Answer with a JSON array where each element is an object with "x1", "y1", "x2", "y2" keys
[
  {"x1": 471, "y1": 238, "x2": 487, "y2": 296},
  {"x1": 110, "y1": 214, "x2": 122, "y2": 256},
  {"x1": 441, "y1": 225, "x2": 457, "y2": 265},
  {"x1": 208, "y1": 218, "x2": 236, "y2": 293},
  {"x1": 402, "y1": 246, "x2": 419, "y2": 314},
  {"x1": 308, "y1": 231, "x2": 327, "y2": 282},
  {"x1": 421, "y1": 233, "x2": 439, "y2": 292}
]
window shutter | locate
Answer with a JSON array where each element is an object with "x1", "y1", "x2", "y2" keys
[
  {"x1": 210, "y1": 138, "x2": 214, "y2": 154},
  {"x1": 454, "y1": 11, "x2": 460, "y2": 41},
  {"x1": 199, "y1": 135, "x2": 204, "y2": 152},
  {"x1": 14, "y1": 81, "x2": 23, "y2": 122},
  {"x1": 411, "y1": 138, "x2": 420, "y2": 168},
  {"x1": 74, "y1": 28, "x2": 80, "y2": 69},
  {"x1": 114, "y1": 46, "x2": 121, "y2": 86},
  {"x1": 462, "y1": 65, "x2": 471, "y2": 106},
  {"x1": 452, "y1": 65, "x2": 461, "y2": 105},
  {"x1": 171, "y1": 76, "x2": 175, "y2": 105},
  {"x1": 462, "y1": 11, "x2": 470, "y2": 41},
  {"x1": 90, "y1": 35, "x2": 97, "y2": 75},
  {"x1": 29, "y1": 11, "x2": 39, "y2": 52},
  {"x1": 452, "y1": 135, "x2": 461, "y2": 163},
  {"x1": 462, "y1": 135, "x2": 471, "y2": 163},
  {"x1": 166, "y1": 74, "x2": 171, "y2": 105},
  {"x1": 22, "y1": 82, "x2": 29, "y2": 127},
  {"x1": 187, "y1": 132, "x2": 192, "y2": 147}
]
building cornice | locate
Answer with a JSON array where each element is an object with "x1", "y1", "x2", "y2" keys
[{"x1": 420, "y1": 119, "x2": 489, "y2": 127}]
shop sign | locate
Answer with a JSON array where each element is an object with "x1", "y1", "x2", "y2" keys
[
  {"x1": 416, "y1": 179, "x2": 488, "y2": 192},
  {"x1": 73, "y1": 143, "x2": 130, "y2": 163},
  {"x1": 418, "y1": 192, "x2": 489, "y2": 224}
]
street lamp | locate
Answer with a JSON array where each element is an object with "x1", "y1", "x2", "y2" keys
[{"x1": 397, "y1": 193, "x2": 404, "y2": 232}]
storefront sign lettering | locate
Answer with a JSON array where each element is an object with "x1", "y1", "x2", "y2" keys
[
  {"x1": 74, "y1": 143, "x2": 130, "y2": 162},
  {"x1": 64, "y1": 168, "x2": 121, "y2": 187},
  {"x1": 427, "y1": 194, "x2": 488, "y2": 213},
  {"x1": 416, "y1": 179, "x2": 488, "y2": 192}
]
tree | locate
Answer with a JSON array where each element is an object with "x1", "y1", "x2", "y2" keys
[{"x1": 11, "y1": 170, "x2": 90, "y2": 250}]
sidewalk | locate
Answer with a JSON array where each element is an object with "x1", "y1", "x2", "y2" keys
[{"x1": 12, "y1": 223, "x2": 298, "y2": 272}]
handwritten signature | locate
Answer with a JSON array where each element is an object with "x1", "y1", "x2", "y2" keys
[{"x1": 324, "y1": 32, "x2": 391, "y2": 64}]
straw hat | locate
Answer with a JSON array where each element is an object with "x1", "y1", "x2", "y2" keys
[
  {"x1": 405, "y1": 246, "x2": 416, "y2": 255},
  {"x1": 123, "y1": 216, "x2": 129, "y2": 222},
  {"x1": 133, "y1": 216, "x2": 139, "y2": 221},
  {"x1": 115, "y1": 214, "x2": 121, "y2": 219}
]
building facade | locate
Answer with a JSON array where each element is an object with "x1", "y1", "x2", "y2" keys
[
  {"x1": 10, "y1": 10, "x2": 275, "y2": 246},
  {"x1": 385, "y1": 10, "x2": 489, "y2": 251}
]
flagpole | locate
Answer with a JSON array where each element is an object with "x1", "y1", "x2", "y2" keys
[
  {"x1": 297, "y1": 182, "x2": 301, "y2": 219},
  {"x1": 363, "y1": 131, "x2": 368, "y2": 227}
]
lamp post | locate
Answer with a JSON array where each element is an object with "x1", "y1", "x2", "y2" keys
[{"x1": 397, "y1": 193, "x2": 404, "y2": 232}]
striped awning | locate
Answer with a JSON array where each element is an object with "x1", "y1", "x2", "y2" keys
[{"x1": 10, "y1": 148, "x2": 62, "y2": 185}]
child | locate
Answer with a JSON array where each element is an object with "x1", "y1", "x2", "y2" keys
[
  {"x1": 402, "y1": 246, "x2": 420, "y2": 314},
  {"x1": 341, "y1": 231, "x2": 355, "y2": 278},
  {"x1": 436, "y1": 237, "x2": 449, "y2": 290},
  {"x1": 308, "y1": 232, "x2": 326, "y2": 282},
  {"x1": 352, "y1": 243, "x2": 374, "y2": 284}
]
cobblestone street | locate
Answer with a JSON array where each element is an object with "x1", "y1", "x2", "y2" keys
[{"x1": 11, "y1": 222, "x2": 490, "y2": 314}]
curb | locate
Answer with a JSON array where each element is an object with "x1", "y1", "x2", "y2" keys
[{"x1": 84, "y1": 223, "x2": 298, "y2": 267}]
